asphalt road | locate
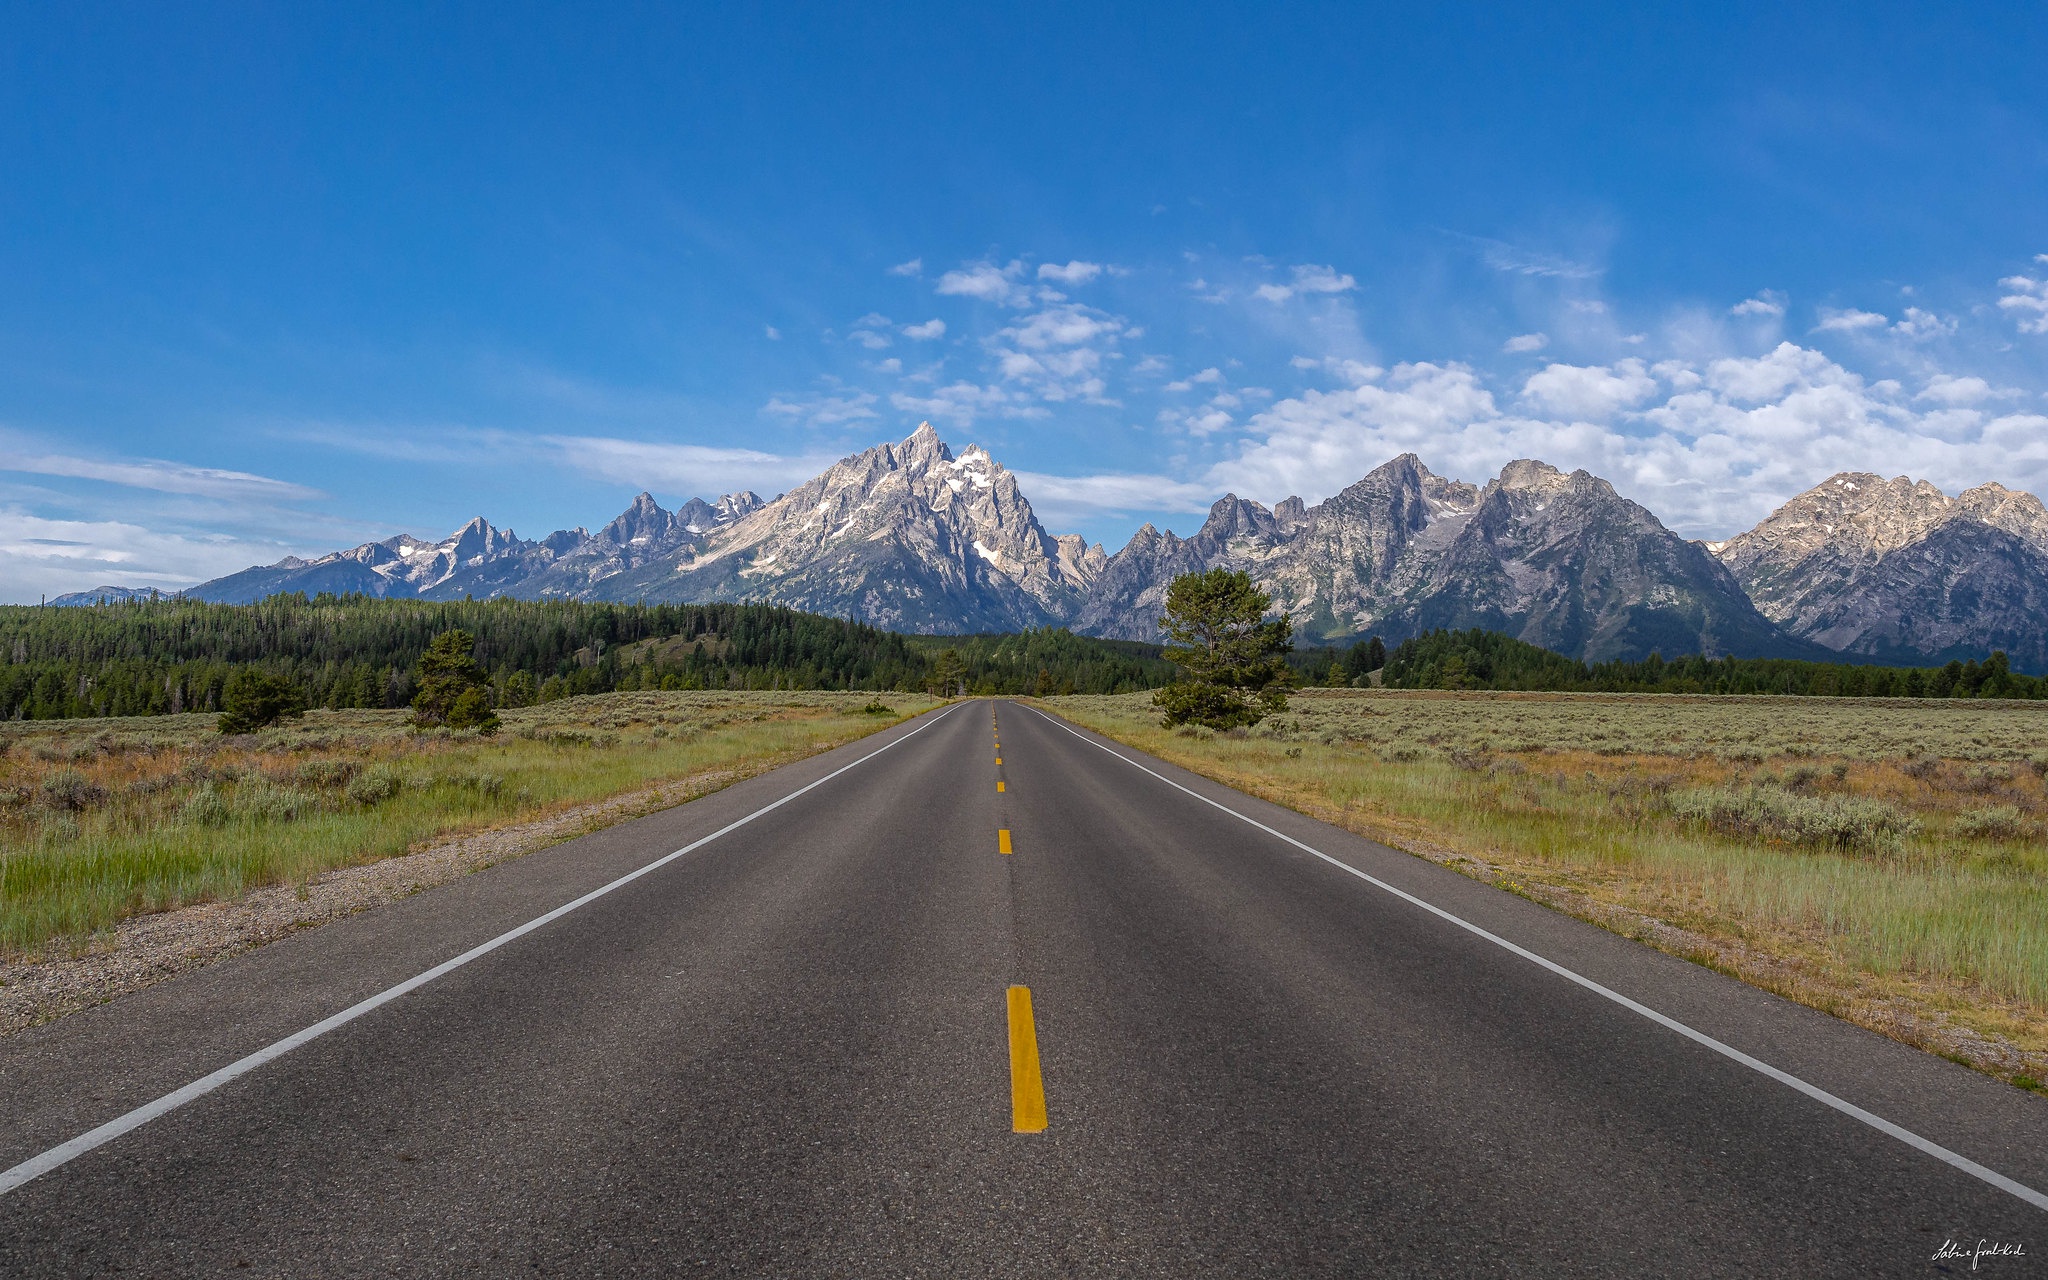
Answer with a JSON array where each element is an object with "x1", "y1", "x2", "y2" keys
[{"x1": 3, "y1": 700, "x2": 2045, "y2": 1276}]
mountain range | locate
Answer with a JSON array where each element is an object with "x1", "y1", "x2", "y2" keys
[{"x1": 53, "y1": 422, "x2": 2048, "y2": 670}]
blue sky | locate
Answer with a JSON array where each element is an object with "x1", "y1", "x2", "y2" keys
[{"x1": 3, "y1": 2, "x2": 2045, "y2": 601}]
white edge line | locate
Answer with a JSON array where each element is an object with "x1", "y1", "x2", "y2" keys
[
  {"x1": 0, "y1": 702, "x2": 962, "y2": 1198},
  {"x1": 1022, "y1": 703, "x2": 2048, "y2": 1215}
]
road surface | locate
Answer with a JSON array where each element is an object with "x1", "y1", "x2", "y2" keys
[{"x1": 2, "y1": 700, "x2": 2044, "y2": 1275}]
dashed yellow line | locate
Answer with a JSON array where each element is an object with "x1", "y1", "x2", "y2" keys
[
  {"x1": 1006, "y1": 986, "x2": 1048, "y2": 1133},
  {"x1": 998, "y1": 828, "x2": 1013, "y2": 855},
  {"x1": 997, "y1": 780, "x2": 1006, "y2": 792}
]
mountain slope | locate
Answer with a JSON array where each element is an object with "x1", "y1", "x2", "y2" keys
[
  {"x1": 592, "y1": 423, "x2": 1100, "y2": 632},
  {"x1": 1076, "y1": 455, "x2": 1790, "y2": 661},
  {"x1": 1714, "y1": 473, "x2": 2048, "y2": 669}
]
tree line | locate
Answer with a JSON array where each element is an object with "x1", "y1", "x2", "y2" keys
[
  {"x1": 0, "y1": 595, "x2": 1175, "y2": 721},
  {"x1": 1378, "y1": 628, "x2": 2048, "y2": 699}
]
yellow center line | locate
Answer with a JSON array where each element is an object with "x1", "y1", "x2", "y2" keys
[
  {"x1": 1006, "y1": 986, "x2": 1048, "y2": 1133},
  {"x1": 995, "y1": 757, "x2": 1002, "y2": 765},
  {"x1": 998, "y1": 828, "x2": 1013, "y2": 854},
  {"x1": 997, "y1": 780, "x2": 1006, "y2": 792}
]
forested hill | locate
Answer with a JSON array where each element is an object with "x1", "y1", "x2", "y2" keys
[
  {"x1": 1380, "y1": 628, "x2": 2048, "y2": 699},
  {"x1": 0, "y1": 596, "x2": 1173, "y2": 721}
]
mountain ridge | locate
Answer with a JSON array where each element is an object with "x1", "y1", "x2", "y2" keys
[{"x1": 55, "y1": 424, "x2": 2048, "y2": 667}]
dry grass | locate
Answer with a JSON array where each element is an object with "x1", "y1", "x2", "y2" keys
[
  {"x1": 1043, "y1": 688, "x2": 2048, "y2": 1089},
  {"x1": 0, "y1": 691, "x2": 935, "y2": 959}
]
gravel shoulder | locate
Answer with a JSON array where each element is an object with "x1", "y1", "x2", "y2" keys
[{"x1": 0, "y1": 762, "x2": 757, "y2": 1037}]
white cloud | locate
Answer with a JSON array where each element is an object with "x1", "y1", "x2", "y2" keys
[
  {"x1": 1288, "y1": 355, "x2": 1320, "y2": 370},
  {"x1": 1999, "y1": 273, "x2": 2048, "y2": 335},
  {"x1": 890, "y1": 382, "x2": 1045, "y2": 426},
  {"x1": 902, "y1": 318, "x2": 947, "y2": 340},
  {"x1": 1200, "y1": 340, "x2": 2048, "y2": 540},
  {"x1": 1164, "y1": 367, "x2": 1224, "y2": 392},
  {"x1": 0, "y1": 506, "x2": 295, "y2": 602},
  {"x1": 887, "y1": 258, "x2": 923, "y2": 277},
  {"x1": 1254, "y1": 263, "x2": 1359, "y2": 303},
  {"x1": 1520, "y1": 359, "x2": 1657, "y2": 419},
  {"x1": 0, "y1": 439, "x2": 323, "y2": 502},
  {"x1": 936, "y1": 260, "x2": 1032, "y2": 307},
  {"x1": 1010, "y1": 471, "x2": 1215, "y2": 527},
  {"x1": 1814, "y1": 307, "x2": 1889, "y2": 332},
  {"x1": 983, "y1": 303, "x2": 1131, "y2": 404},
  {"x1": 764, "y1": 325, "x2": 782, "y2": 340},
  {"x1": 1891, "y1": 306, "x2": 1956, "y2": 340},
  {"x1": 762, "y1": 389, "x2": 879, "y2": 426},
  {"x1": 1730, "y1": 292, "x2": 1787, "y2": 318},
  {"x1": 873, "y1": 358, "x2": 902, "y2": 374},
  {"x1": 538, "y1": 436, "x2": 840, "y2": 499},
  {"x1": 1503, "y1": 332, "x2": 1549, "y2": 354},
  {"x1": 1918, "y1": 374, "x2": 1997, "y2": 406},
  {"x1": 847, "y1": 313, "x2": 893, "y2": 349},
  {"x1": 1038, "y1": 261, "x2": 1104, "y2": 286}
]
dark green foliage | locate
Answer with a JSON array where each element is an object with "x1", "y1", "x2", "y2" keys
[
  {"x1": 410, "y1": 630, "x2": 499, "y2": 733},
  {"x1": 1293, "y1": 635, "x2": 1388, "y2": 686},
  {"x1": 216, "y1": 669, "x2": 309, "y2": 734},
  {"x1": 1382, "y1": 628, "x2": 2048, "y2": 699},
  {"x1": 926, "y1": 648, "x2": 968, "y2": 697},
  {"x1": 899, "y1": 628, "x2": 1176, "y2": 696},
  {"x1": 0, "y1": 597, "x2": 1177, "y2": 722},
  {"x1": 1154, "y1": 569, "x2": 1294, "y2": 728}
]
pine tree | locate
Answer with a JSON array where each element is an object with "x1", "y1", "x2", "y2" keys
[{"x1": 1153, "y1": 569, "x2": 1293, "y2": 729}]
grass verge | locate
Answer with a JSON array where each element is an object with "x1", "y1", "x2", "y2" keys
[
  {"x1": 0, "y1": 691, "x2": 937, "y2": 960},
  {"x1": 1042, "y1": 688, "x2": 2048, "y2": 1092}
]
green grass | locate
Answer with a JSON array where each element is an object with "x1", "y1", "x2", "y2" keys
[
  {"x1": 0, "y1": 691, "x2": 936, "y2": 957},
  {"x1": 1045, "y1": 689, "x2": 2048, "y2": 1066}
]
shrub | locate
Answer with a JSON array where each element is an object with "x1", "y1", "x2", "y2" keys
[
  {"x1": 38, "y1": 769, "x2": 107, "y2": 811},
  {"x1": 234, "y1": 781, "x2": 317, "y2": 823},
  {"x1": 180, "y1": 783, "x2": 233, "y2": 826},
  {"x1": 861, "y1": 701, "x2": 895, "y2": 715},
  {"x1": 1669, "y1": 785, "x2": 1919, "y2": 853},
  {"x1": 294, "y1": 760, "x2": 361, "y2": 788},
  {"x1": 1955, "y1": 805, "x2": 2033, "y2": 841},
  {"x1": 217, "y1": 669, "x2": 309, "y2": 735},
  {"x1": 345, "y1": 766, "x2": 404, "y2": 806}
]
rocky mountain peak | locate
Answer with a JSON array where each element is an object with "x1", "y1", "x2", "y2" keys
[
  {"x1": 1959, "y1": 482, "x2": 2048, "y2": 552},
  {"x1": 1198, "y1": 494, "x2": 1282, "y2": 543},
  {"x1": 1715, "y1": 469, "x2": 2048, "y2": 668}
]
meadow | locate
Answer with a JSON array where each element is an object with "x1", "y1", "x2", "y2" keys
[
  {"x1": 0, "y1": 691, "x2": 934, "y2": 958},
  {"x1": 1044, "y1": 688, "x2": 2048, "y2": 1087}
]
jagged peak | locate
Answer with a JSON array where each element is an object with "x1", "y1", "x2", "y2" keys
[{"x1": 1495, "y1": 459, "x2": 1568, "y2": 491}]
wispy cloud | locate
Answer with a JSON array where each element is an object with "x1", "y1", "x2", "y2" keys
[
  {"x1": 890, "y1": 382, "x2": 1044, "y2": 425},
  {"x1": 1730, "y1": 291, "x2": 1787, "y2": 318},
  {"x1": 0, "y1": 438, "x2": 322, "y2": 502},
  {"x1": 1008, "y1": 470, "x2": 1216, "y2": 529},
  {"x1": 902, "y1": 318, "x2": 947, "y2": 340},
  {"x1": 0, "y1": 506, "x2": 296, "y2": 602},
  {"x1": 1503, "y1": 332, "x2": 1549, "y2": 353},
  {"x1": 534, "y1": 436, "x2": 839, "y2": 498},
  {"x1": 1460, "y1": 235, "x2": 1602, "y2": 280},
  {"x1": 762, "y1": 388, "x2": 880, "y2": 425},
  {"x1": 887, "y1": 258, "x2": 923, "y2": 277}
]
